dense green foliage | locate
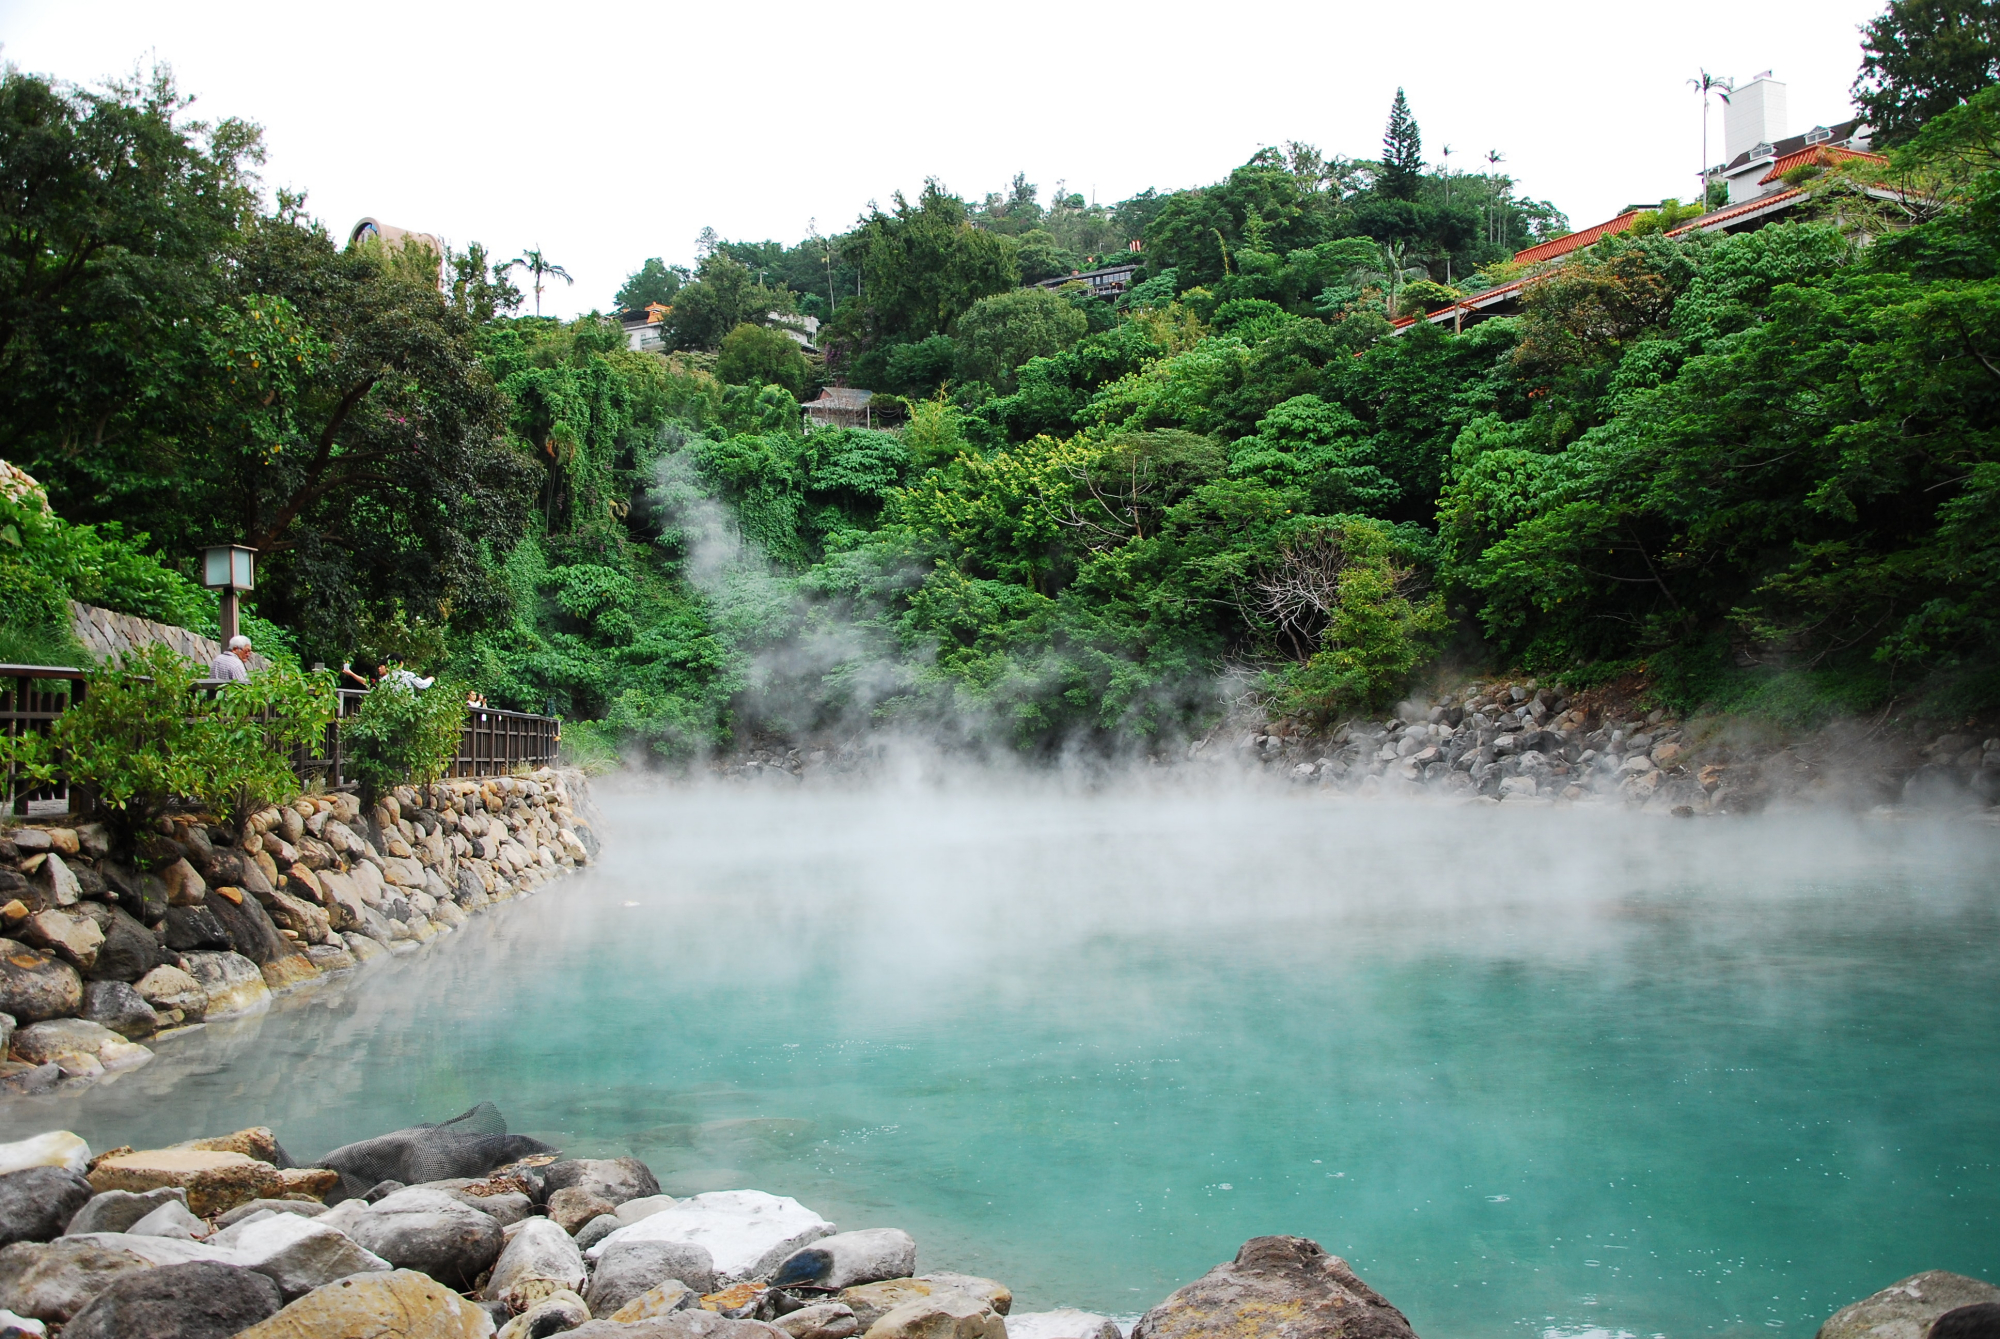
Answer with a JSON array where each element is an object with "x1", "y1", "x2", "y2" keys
[
  {"x1": 8, "y1": 5, "x2": 1998, "y2": 767},
  {"x1": 341, "y1": 677, "x2": 469, "y2": 804},
  {"x1": 0, "y1": 645, "x2": 334, "y2": 836},
  {"x1": 1854, "y1": 0, "x2": 1999, "y2": 144}
]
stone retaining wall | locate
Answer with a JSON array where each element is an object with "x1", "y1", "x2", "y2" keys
[{"x1": 0, "y1": 768, "x2": 599, "y2": 1093}]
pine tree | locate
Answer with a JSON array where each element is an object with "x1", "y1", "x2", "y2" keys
[{"x1": 1379, "y1": 89, "x2": 1425, "y2": 200}]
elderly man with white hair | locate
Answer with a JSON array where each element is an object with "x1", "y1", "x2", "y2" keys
[{"x1": 208, "y1": 634, "x2": 254, "y2": 682}]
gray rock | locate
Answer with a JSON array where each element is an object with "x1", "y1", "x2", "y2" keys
[
  {"x1": 180, "y1": 951, "x2": 269, "y2": 1018},
  {"x1": 127, "y1": 1200, "x2": 208, "y2": 1240},
  {"x1": 542, "y1": 1156, "x2": 659, "y2": 1206},
  {"x1": 201, "y1": 893, "x2": 288, "y2": 966},
  {"x1": 774, "y1": 1302, "x2": 860, "y2": 1339},
  {"x1": 315, "y1": 1102, "x2": 555, "y2": 1203},
  {"x1": 616, "y1": 1195, "x2": 677, "y2": 1226},
  {"x1": 550, "y1": 1186, "x2": 618, "y2": 1234},
  {"x1": 80, "y1": 980, "x2": 159, "y2": 1039},
  {"x1": 212, "y1": 1199, "x2": 323, "y2": 1230},
  {"x1": 0, "y1": 940, "x2": 82, "y2": 1023},
  {"x1": 769, "y1": 1229, "x2": 916, "y2": 1291},
  {"x1": 0, "y1": 1237, "x2": 155, "y2": 1323},
  {"x1": 344, "y1": 1191, "x2": 505, "y2": 1292},
  {"x1": 160, "y1": 906, "x2": 232, "y2": 952},
  {"x1": 80, "y1": 907, "x2": 167, "y2": 984},
  {"x1": 575, "y1": 1213, "x2": 623, "y2": 1252},
  {"x1": 0, "y1": 1168, "x2": 94, "y2": 1247},
  {"x1": 65, "y1": 1189, "x2": 189, "y2": 1237},
  {"x1": 586, "y1": 1239, "x2": 719, "y2": 1313},
  {"x1": 223, "y1": 1212, "x2": 392, "y2": 1300},
  {"x1": 1132, "y1": 1237, "x2": 1415, "y2": 1339},
  {"x1": 1817, "y1": 1272, "x2": 2000, "y2": 1339},
  {"x1": 61, "y1": 1259, "x2": 282, "y2": 1339}
]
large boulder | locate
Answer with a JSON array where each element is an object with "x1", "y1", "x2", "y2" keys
[
  {"x1": 180, "y1": 950, "x2": 271, "y2": 1018},
  {"x1": 0, "y1": 940, "x2": 82, "y2": 1022},
  {"x1": 0, "y1": 1167, "x2": 94, "y2": 1246},
  {"x1": 314, "y1": 1103, "x2": 557, "y2": 1204},
  {"x1": 61, "y1": 1259, "x2": 283, "y2": 1339},
  {"x1": 542, "y1": 1156, "x2": 660, "y2": 1206},
  {"x1": 585, "y1": 1238, "x2": 718, "y2": 1313},
  {"x1": 862, "y1": 1290, "x2": 1006, "y2": 1339},
  {"x1": 483, "y1": 1217, "x2": 585, "y2": 1312},
  {"x1": 344, "y1": 1188, "x2": 505, "y2": 1292},
  {"x1": 1817, "y1": 1273, "x2": 2000, "y2": 1339},
  {"x1": 770, "y1": 1229, "x2": 916, "y2": 1291},
  {"x1": 19, "y1": 907, "x2": 103, "y2": 970},
  {"x1": 87, "y1": 1148, "x2": 335, "y2": 1218},
  {"x1": 1131, "y1": 1236, "x2": 1417, "y2": 1339},
  {"x1": 0, "y1": 1237, "x2": 154, "y2": 1323},
  {"x1": 232, "y1": 1267, "x2": 493, "y2": 1339},
  {"x1": 587, "y1": 1190, "x2": 832, "y2": 1284}
]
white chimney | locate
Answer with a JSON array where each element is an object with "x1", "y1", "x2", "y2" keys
[{"x1": 1724, "y1": 76, "x2": 1788, "y2": 163}]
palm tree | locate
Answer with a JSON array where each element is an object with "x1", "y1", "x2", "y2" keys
[
  {"x1": 501, "y1": 248, "x2": 574, "y2": 317},
  {"x1": 1484, "y1": 150, "x2": 1505, "y2": 246},
  {"x1": 1350, "y1": 240, "x2": 1431, "y2": 318},
  {"x1": 1688, "y1": 71, "x2": 1733, "y2": 208}
]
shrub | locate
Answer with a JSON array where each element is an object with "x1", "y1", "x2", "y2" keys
[
  {"x1": 341, "y1": 679, "x2": 469, "y2": 804},
  {"x1": 0, "y1": 644, "x2": 336, "y2": 843},
  {"x1": 1259, "y1": 518, "x2": 1452, "y2": 723}
]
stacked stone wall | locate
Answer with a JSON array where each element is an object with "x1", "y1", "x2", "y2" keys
[{"x1": 0, "y1": 768, "x2": 598, "y2": 1093}]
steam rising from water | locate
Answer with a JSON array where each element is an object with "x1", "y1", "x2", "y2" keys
[{"x1": 30, "y1": 775, "x2": 2000, "y2": 1338}]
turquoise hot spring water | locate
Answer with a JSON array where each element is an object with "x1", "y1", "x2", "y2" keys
[{"x1": 13, "y1": 779, "x2": 1998, "y2": 1338}]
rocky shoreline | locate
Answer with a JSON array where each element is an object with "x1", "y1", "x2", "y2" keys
[
  {"x1": 0, "y1": 1114, "x2": 1991, "y2": 1339},
  {"x1": 1210, "y1": 674, "x2": 2000, "y2": 815},
  {"x1": 0, "y1": 768, "x2": 600, "y2": 1095}
]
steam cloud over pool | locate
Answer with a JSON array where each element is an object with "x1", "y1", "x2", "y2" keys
[{"x1": 26, "y1": 776, "x2": 2000, "y2": 1338}]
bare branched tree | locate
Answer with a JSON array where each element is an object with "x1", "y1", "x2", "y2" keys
[{"x1": 1247, "y1": 527, "x2": 1426, "y2": 661}]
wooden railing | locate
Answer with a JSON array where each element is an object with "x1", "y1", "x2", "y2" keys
[
  {"x1": 0, "y1": 666, "x2": 87, "y2": 818},
  {"x1": 2, "y1": 666, "x2": 561, "y2": 815}
]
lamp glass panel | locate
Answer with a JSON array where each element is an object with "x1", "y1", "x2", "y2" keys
[
  {"x1": 231, "y1": 548, "x2": 255, "y2": 590},
  {"x1": 203, "y1": 548, "x2": 230, "y2": 587}
]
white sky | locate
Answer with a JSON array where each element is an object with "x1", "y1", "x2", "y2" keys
[{"x1": 1, "y1": 0, "x2": 1882, "y2": 319}]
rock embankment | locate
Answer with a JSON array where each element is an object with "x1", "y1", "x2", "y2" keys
[
  {"x1": 1207, "y1": 677, "x2": 2000, "y2": 814},
  {"x1": 0, "y1": 769, "x2": 599, "y2": 1095},
  {"x1": 0, "y1": 1112, "x2": 1987, "y2": 1339}
]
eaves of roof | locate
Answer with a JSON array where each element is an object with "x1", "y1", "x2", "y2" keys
[
  {"x1": 1758, "y1": 143, "x2": 1888, "y2": 184},
  {"x1": 1511, "y1": 211, "x2": 1643, "y2": 266}
]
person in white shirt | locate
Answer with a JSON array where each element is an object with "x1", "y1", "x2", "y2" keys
[{"x1": 209, "y1": 635, "x2": 253, "y2": 682}]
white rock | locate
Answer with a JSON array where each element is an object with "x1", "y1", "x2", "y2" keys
[
  {"x1": 0, "y1": 1130, "x2": 89, "y2": 1176},
  {"x1": 0, "y1": 1309, "x2": 44, "y2": 1336},
  {"x1": 587, "y1": 1189, "x2": 833, "y2": 1283},
  {"x1": 614, "y1": 1194, "x2": 677, "y2": 1226},
  {"x1": 1007, "y1": 1310, "x2": 1124, "y2": 1339}
]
